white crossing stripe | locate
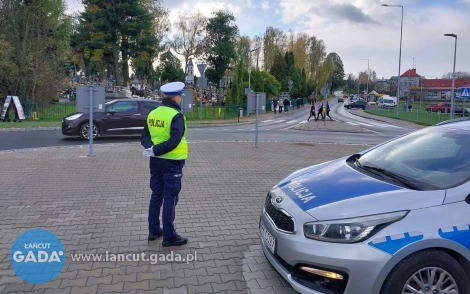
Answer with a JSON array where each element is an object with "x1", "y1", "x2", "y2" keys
[
  {"x1": 345, "y1": 122, "x2": 358, "y2": 126},
  {"x1": 237, "y1": 129, "x2": 243, "y2": 131},
  {"x1": 274, "y1": 120, "x2": 285, "y2": 123},
  {"x1": 261, "y1": 119, "x2": 273, "y2": 123},
  {"x1": 286, "y1": 120, "x2": 298, "y2": 124}
]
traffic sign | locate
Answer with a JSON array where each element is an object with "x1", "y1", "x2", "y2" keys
[
  {"x1": 197, "y1": 64, "x2": 206, "y2": 76},
  {"x1": 320, "y1": 87, "x2": 330, "y2": 96},
  {"x1": 460, "y1": 87, "x2": 470, "y2": 99}
]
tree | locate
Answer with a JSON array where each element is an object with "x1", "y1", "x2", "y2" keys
[
  {"x1": 203, "y1": 10, "x2": 238, "y2": 88},
  {"x1": 251, "y1": 34, "x2": 263, "y2": 70},
  {"x1": 442, "y1": 71, "x2": 470, "y2": 79},
  {"x1": 235, "y1": 36, "x2": 251, "y2": 70},
  {"x1": 270, "y1": 53, "x2": 287, "y2": 83},
  {"x1": 288, "y1": 32, "x2": 309, "y2": 76},
  {"x1": 263, "y1": 27, "x2": 286, "y2": 72},
  {"x1": 308, "y1": 37, "x2": 326, "y2": 83},
  {"x1": 171, "y1": 11, "x2": 207, "y2": 74},
  {"x1": 156, "y1": 50, "x2": 185, "y2": 83},
  {"x1": 81, "y1": 0, "x2": 154, "y2": 86},
  {"x1": 131, "y1": 0, "x2": 170, "y2": 85},
  {"x1": 261, "y1": 71, "x2": 281, "y2": 98},
  {"x1": 327, "y1": 52, "x2": 345, "y2": 92},
  {"x1": 0, "y1": 0, "x2": 71, "y2": 101}
]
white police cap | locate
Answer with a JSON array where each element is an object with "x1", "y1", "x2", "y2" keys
[{"x1": 160, "y1": 81, "x2": 186, "y2": 96}]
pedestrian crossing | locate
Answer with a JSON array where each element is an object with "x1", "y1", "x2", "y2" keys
[
  {"x1": 191, "y1": 118, "x2": 402, "y2": 131},
  {"x1": 261, "y1": 118, "x2": 297, "y2": 124},
  {"x1": 345, "y1": 121, "x2": 402, "y2": 129}
]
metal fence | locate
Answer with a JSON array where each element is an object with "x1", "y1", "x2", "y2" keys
[
  {"x1": 19, "y1": 101, "x2": 250, "y2": 121},
  {"x1": 19, "y1": 98, "x2": 309, "y2": 121},
  {"x1": 365, "y1": 107, "x2": 469, "y2": 125}
]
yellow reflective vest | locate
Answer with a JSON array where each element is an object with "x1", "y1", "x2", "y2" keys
[{"x1": 147, "y1": 106, "x2": 188, "y2": 160}]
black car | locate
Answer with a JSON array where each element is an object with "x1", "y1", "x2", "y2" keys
[
  {"x1": 62, "y1": 99, "x2": 161, "y2": 140},
  {"x1": 344, "y1": 100, "x2": 367, "y2": 110},
  {"x1": 338, "y1": 96, "x2": 344, "y2": 103}
]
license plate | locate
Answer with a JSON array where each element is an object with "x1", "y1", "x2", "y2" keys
[{"x1": 260, "y1": 221, "x2": 276, "y2": 254}]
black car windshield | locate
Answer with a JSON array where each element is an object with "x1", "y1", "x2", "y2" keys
[{"x1": 357, "y1": 126, "x2": 470, "y2": 190}]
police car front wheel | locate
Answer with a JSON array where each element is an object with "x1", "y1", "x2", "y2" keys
[
  {"x1": 381, "y1": 250, "x2": 469, "y2": 294},
  {"x1": 79, "y1": 122, "x2": 99, "y2": 140}
]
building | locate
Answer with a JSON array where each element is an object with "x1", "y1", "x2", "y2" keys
[
  {"x1": 411, "y1": 78, "x2": 470, "y2": 100},
  {"x1": 398, "y1": 69, "x2": 422, "y2": 98},
  {"x1": 185, "y1": 58, "x2": 194, "y2": 85}
]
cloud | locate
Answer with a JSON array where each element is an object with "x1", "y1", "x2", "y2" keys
[
  {"x1": 261, "y1": 1, "x2": 270, "y2": 10},
  {"x1": 325, "y1": 4, "x2": 378, "y2": 24}
]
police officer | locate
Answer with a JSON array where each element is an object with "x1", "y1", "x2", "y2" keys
[{"x1": 141, "y1": 81, "x2": 188, "y2": 247}]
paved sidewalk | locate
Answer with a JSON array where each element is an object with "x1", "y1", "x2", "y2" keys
[{"x1": 0, "y1": 142, "x2": 367, "y2": 294}]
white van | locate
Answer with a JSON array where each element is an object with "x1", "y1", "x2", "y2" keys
[{"x1": 378, "y1": 95, "x2": 397, "y2": 108}]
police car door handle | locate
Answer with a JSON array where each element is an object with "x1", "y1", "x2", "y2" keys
[{"x1": 133, "y1": 114, "x2": 141, "y2": 116}]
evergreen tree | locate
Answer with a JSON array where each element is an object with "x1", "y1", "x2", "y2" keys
[{"x1": 203, "y1": 11, "x2": 238, "y2": 89}]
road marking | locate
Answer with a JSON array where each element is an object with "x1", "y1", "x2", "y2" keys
[
  {"x1": 286, "y1": 120, "x2": 298, "y2": 124},
  {"x1": 223, "y1": 129, "x2": 230, "y2": 131},
  {"x1": 274, "y1": 120, "x2": 285, "y2": 123},
  {"x1": 345, "y1": 122, "x2": 358, "y2": 126},
  {"x1": 261, "y1": 119, "x2": 273, "y2": 123},
  {"x1": 237, "y1": 129, "x2": 243, "y2": 131},
  {"x1": 265, "y1": 129, "x2": 271, "y2": 131}
]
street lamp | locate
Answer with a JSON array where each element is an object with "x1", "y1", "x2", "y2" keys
[
  {"x1": 360, "y1": 59, "x2": 370, "y2": 99},
  {"x1": 248, "y1": 48, "x2": 258, "y2": 92},
  {"x1": 444, "y1": 33, "x2": 457, "y2": 120},
  {"x1": 382, "y1": 3, "x2": 403, "y2": 116}
]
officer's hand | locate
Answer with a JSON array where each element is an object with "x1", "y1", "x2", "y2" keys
[{"x1": 143, "y1": 147, "x2": 155, "y2": 157}]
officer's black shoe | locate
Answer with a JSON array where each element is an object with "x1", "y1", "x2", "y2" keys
[
  {"x1": 148, "y1": 229, "x2": 163, "y2": 241},
  {"x1": 162, "y1": 235, "x2": 188, "y2": 247}
]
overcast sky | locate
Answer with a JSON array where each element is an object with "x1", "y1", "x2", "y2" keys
[{"x1": 66, "y1": 0, "x2": 470, "y2": 79}]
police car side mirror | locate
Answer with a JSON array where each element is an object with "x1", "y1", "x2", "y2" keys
[{"x1": 107, "y1": 109, "x2": 116, "y2": 115}]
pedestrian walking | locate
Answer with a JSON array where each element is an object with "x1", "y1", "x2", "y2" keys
[
  {"x1": 325, "y1": 101, "x2": 333, "y2": 121},
  {"x1": 307, "y1": 103, "x2": 316, "y2": 121},
  {"x1": 279, "y1": 102, "x2": 283, "y2": 113},
  {"x1": 315, "y1": 99, "x2": 324, "y2": 121},
  {"x1": 283, "y1": 98, "x2": 289, "y2": 113},
  {"x1": 141, "y1": 81, "x2": 189, "y2": 247},
  {"x1": 272, "y1": 98, "x2": 278, "y2": 114}
]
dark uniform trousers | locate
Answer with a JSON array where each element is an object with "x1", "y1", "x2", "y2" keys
[{"x1": 148, "y1": 169, "x2": 182, "y2": 241}]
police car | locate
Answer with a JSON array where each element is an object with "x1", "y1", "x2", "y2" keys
[{"x1": 260, "y1": 118, "x2": 470, "y2": 294}]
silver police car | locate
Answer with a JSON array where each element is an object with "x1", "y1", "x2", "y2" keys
[{"x1": 260, "y1": 119, "x2": 470, "y2": 294}]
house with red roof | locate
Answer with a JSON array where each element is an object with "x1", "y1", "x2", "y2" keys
[
  {"x1": 398, "y1": 68, "x2": 422, "y2": 99},
  {"x1": 411, "y1": 78, "x2": 470, "y2": 99}
]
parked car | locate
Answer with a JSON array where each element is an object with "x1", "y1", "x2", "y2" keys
[
  {"x1": 259, "y1": 117, "x2": 470, "y2": 294},
  {"x1": 62, "y1": 99, "x2": 161, "y2": 140},
  {"x1": 344, "y1": 100, "x2": 367, "y2": 109},
  {"x1": 425, "y1": 103, "x2": 451, "y2": 113},
  {"x1": 454, "y1": 106, "x2": 470, "y2": 117}
]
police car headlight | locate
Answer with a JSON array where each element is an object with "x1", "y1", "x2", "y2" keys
[
  {"x1": 65, "y1": 113, "x2": 83, "y2": 121},
  {"x1": 304, "y1": 211, "x2": 408, "y2": 243}
]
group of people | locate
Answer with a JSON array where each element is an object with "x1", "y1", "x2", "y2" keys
[
  {"x1": 307, "y1": 98, "x2": 333, "y2": 121},
  {"x1": 272, "y1": 97, "x2": 304, "y2": 113}
]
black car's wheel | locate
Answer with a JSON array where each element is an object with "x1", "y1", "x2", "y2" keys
[
  {"x1": 381, "y1": 250, "x2": 468, "y2": 294},
  {"x1": 79, "y1": 122, "x2": 99, "y2": 140}
]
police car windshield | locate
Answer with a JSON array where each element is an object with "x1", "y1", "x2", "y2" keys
[{"x1": 358, "y1": 126, "x2": 470, "y2": 190}]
